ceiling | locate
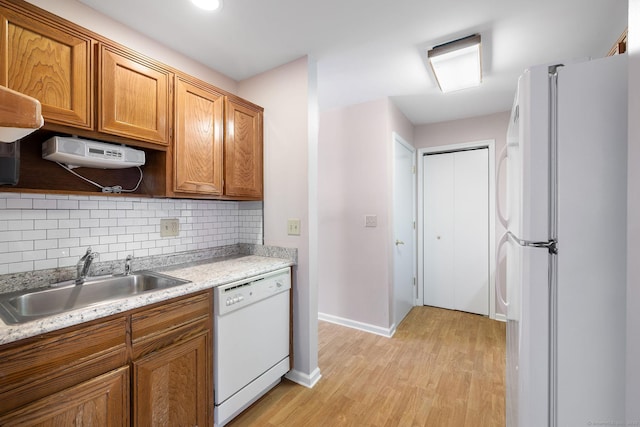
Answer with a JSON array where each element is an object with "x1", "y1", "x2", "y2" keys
[{"x1": 77, "y1": 0, "x2": 627, "y2": 125}]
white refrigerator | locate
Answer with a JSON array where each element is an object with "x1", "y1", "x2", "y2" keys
[{"x1": 501, "y1": 54, "x2": 628, "y2": 427}]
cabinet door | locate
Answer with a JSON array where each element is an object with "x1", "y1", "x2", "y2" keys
[
  {"x1": 174, "y1": 77, "x2": 224, "y2": 195},
  {"x1": 224, "y1": 98, "x2": 263, "y2": 199},
  {"x1": 0, "y1": 366, "x2": 129, "y2": 426},
  {"x1": 0, "y1": 5, "x2": 92, "y2": 129},
  {"x1": 133, "y1": 333, "x2": 209, "y2": 427},
  {"x1": 99, "y1": 44, "x2": 170, "y2": 145}
]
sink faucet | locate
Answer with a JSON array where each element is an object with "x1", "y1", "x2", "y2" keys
[
  {"x1": 124, "y1": 255, "x2": 133, "y2": 275},
  {"x1": 76, "y1": 247, "x2": 99, "y2": 285}
]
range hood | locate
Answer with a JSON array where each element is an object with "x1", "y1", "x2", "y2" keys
[{"x1": 0, "y1": 85, "x2": 44, "y2": 142}]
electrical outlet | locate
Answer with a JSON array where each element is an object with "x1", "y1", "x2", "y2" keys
[
  {"x1": 364, "y1": 215, "x2": 377, "y2": 228},
  {"x1": 160, "y1": 218, "x2": 179, "y2": 237},
  {"x1": 287, "y1": 219, "x2": 301, "y2": 236}
]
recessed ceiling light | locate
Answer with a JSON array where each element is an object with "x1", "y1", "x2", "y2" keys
[{"x1": 191, "y1": 0, "x2": 223, "y2": 11}]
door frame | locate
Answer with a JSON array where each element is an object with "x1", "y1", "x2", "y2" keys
[
  {"x1": 417, "y1": 139, "x2": 497, "y2": 319},
  {"x1": 391, "y1": 132, "x2": 417, "y2": 328}
]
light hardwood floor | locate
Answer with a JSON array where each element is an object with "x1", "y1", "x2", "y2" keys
[{"x1": 227, "y1": 306, "x2": 506, "y2": 427}]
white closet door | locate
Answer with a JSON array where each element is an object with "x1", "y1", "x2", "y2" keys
[
  {"x1": 424, "y1": 153, "x2": 455, "y2": 310},
  {"x1": 423, "y1": 148, "x2": 489, "y2": 315}
]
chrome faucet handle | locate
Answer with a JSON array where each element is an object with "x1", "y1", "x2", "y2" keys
[
  {"x1": 76, "y1": 247, "x2": 99, "y2": 285},
  {"x1": 124, "y1": 255, "x2": 133, "y2": 275},
  {"x1": 79, "y1": 246, "x2": 92, "y2": 261}
]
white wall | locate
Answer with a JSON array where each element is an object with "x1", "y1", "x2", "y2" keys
[
  {"x1": 414, "y1": 111, "x2": 510, "y2": 316},
  {"x1": 627, "y1": 0, "x2": 640, "y2": 421},
  {"x1": 237, "y1": 57, "x2": 319, "y2": 385},
  {"x1": 25, "y1": 0, "x2": 237, "y2": 93},
  {"x1": 318, "y1": 98, "x2": 414, "y2": 333}
]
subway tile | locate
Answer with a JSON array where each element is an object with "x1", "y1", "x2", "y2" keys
[
  {"x1": 58, "y1": 219, "x2": 80, "y2": 229},
  {"x1": 69, "y1": 228, "x2": 90, "y2": 238},
  {"x1": 109, "y1": 243, "x2": 126, "y2": 253},
  {"x1": 9, "y1": 241, "x2": 34, "y2": 252},
  {"x1": 99, "y1": 235, "x2": 117, "y2": 245},
  {"x1": 47, "y1": 229, "x2": 69, "y2": 239},
  {"x1": 79, "y1": 236, "x2": 100, "y2": 247},
  {"x1": 7, "y1": 219, "x2": 33, "y2": 230},
  {"x1": 58, "y1": 238, "x2": 80, "y2": 248},
  {"x1": 80, "y1": 218, "x2": 100, "y2": 228},
  {"x1": 22, "y1": 210, "x2": 47, "y2": 220},
  {"x1": 47, "y1": 210, "x2": 70, "y2": 220},
  {"x1": 33, "y1": 219, "x2": 58, "y2": 230},
  {"x1": 23, "y1": 230, "x2": 47, "y2": 240},
  {"x1": 8, "y1": 261, "x2": 34, "y2": 274},
  {"x1": 58, "y1": 256, "x2": 77, "y2": 268},
  {"x1": 79, "y1": 200, "x2": 99, "y2": 210},
  {"x1": 34, "y1": 259, "x2": 58, "y2": 270},
  {"x1": 90, "y1": 227, "x2": 109, "y2": 237},
  {"x1": 47, "y1": 248, "x2": 71, "y2": 259},
  {"x1": 70, "y1": 210, "x2": 90, "y2": 219},
  {"x1": 125, "y1": 242, "x2": 142, "y2": 251},
  {"x1": 117, "y1": 234, "x2": 134, "y2": 243},
  {"x1": 90, "y1": 210, "x2": 109, "y2": 219},
  {"x1": 6, "y1": 198, "x2": 32, "y2": 209},
  {"x1": 0, "y1": 252, "x2": 22, "y2": 263},
  {"x1": 22, "y1": 250, "x2": 47, "y2": 261},
  {"x1": 57, "y1": 200, "x2": 79, "y2": 210},
  {"x1": 35, "y1": 239, "x2": 58, "y2": 250},
  {"x1": 0, "y1": 210, "x2": 22, "y2": 220}
]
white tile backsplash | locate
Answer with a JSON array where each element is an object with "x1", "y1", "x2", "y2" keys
[{"x1": 0, "y1": 193, "x2": 263, "y2": 274}]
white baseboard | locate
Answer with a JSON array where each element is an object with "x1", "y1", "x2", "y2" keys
[
  {"x1": 318, "y1": 312, "x2": 395, "y2": 338},
  {"x1": 494, "y1": 313, "x2": 507, "y2": 322},
  {"x1": 285, "y1": 367, "x2": 322, "y2": 388}
]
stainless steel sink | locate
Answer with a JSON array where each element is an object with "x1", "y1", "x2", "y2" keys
[{"x1": 0, "y1": 271, "x2": 190, "y2": 324}]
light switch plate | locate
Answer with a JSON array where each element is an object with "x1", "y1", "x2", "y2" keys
[
  {"x1": 287, "y1": 219, "x2": 301, "y2": 236},
  {"x1": 364, "y1": 215, "x2": 377, "y2": 228},
  {"x1": 160, "y1": 218, "x2": 179, "y2": 237}
]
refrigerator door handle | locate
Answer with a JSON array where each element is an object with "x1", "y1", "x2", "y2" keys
[
  {"x1": 496, "y1": 232, "x2": 510, "y2": 307},
  {"x1": 496, "y1": 144, "x2": 509, "y2": 228},
  {"x1": 507, "y1": 231, "x2": 558, "y2": 254}
]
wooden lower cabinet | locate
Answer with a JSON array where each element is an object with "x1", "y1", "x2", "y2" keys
[
  {"x1": 133, "y1": 333, "x2": 209, "y2": 427},
  {"x1": 0, "y1": 367, "x2": 129, "y2": 426},
  {"x1": 0, "y1": 290, "x2": 213, "y2": 427}
]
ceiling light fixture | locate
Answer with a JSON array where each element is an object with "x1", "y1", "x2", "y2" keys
[
  {"x1": 427, "y1": 34, "x2": 482, "y2": 93},
  {"x1": 191, "y1": 0, "x2": 223, "y2": 11}
]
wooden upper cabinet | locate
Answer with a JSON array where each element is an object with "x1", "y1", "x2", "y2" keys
[
  {"x1": 174, "y1": 77, "x2": 224, "y2": 195},
  {"x1": 0, "y1": 4, "x2": 92, "y2": 129},
  {"x1": 99, "y1": 44, "x2": 171, "y2": 146},
  {"x1": 225, "y1": 98, "x2": 263, "y2": 199}
]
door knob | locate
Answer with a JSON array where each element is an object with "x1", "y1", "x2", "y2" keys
[{"x1": 395, "y1": 239, "x2": 405, "y2": 246}]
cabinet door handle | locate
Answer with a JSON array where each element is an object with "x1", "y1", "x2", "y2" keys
[{"x1": 395, "y1": 239, "x2": 405, "y2": 246}]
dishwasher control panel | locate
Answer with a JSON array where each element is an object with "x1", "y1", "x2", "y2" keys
[{"x1": 214, "y1": 267, "x2": 291, "y2": 316}]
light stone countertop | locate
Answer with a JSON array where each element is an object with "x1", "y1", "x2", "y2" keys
[{"x1": 0, "y1": 255, "x2": 293, "y2": 346}]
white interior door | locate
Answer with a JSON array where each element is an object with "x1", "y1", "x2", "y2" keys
[
  {"x1": 423, "y1": 148, "x2": 489, "y2": 315},
  {"x1": 393, "y1": 133, "x2": 416, "y2": 327}
]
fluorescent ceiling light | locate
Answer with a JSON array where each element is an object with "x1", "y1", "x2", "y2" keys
[
  {"x1": 191, "y1": 0, "x2": 223, "y2": 11},
  {"x1": 427, "y1": 35, "x2": 482, "y2": 93}
]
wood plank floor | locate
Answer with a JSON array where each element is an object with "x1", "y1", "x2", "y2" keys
[{"x1": 227, "y1": 306, "x2": 506, "y2": 427}]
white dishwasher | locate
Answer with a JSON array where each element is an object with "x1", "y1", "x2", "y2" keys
[{"x1": 214, "y1": 267, "x2": 291, "y2": 426}]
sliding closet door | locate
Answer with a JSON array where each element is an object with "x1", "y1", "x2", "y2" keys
[{"x1": 423, "y1": 148, "x2": 489, "y2": 315}]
